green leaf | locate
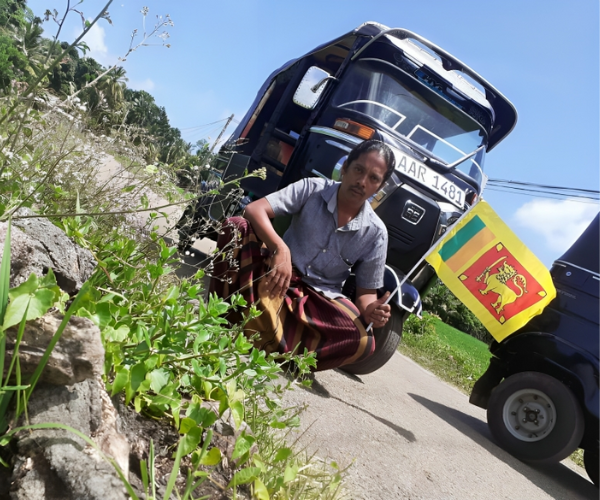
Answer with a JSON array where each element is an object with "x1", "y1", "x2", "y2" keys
[
  {"x1": 199, "y1": 447, "x2": 222, "y2": 466},
  {"x1": 0, "y1": 218, "x2": 12, "y2": 328},
  {"x1": 283, "y1": 464, "x2": 298, "y2": 484},
  {"x1": 230, "y1": 400, "x2": 244, "y2": 430},
  {"x1": 163, "y1": 285, "x2": 179, "y2": 303},
  {"x1": 253, "y1": 478, "x2": 270, "y2": 500},
  {"x1": 38, "y1": 268, "x2": 57, "y2": 288},
  {"x1": 273, "y1": 447, "x2": 292, "y2": 463},
  {"x1": 23, "y1": 127, "x2": 32, "y2": 138},
  {"x1": 253, "y1": 454, "x2": 267, "y2": 473},
  {"x1": 111, "y1": 365, "x2": 129, "y2": 396},
  {"x1": 0, "y1": 385, "x2": 29, "y2": 391},
  {"x1": 145, "y1": 165, "x2": 158, "y2": 174},
  {"x1": 129, "y1": 363, "x2": 146, "y2": 393},
  {"x1": 77, "y1": 302, "x2": 111, "y2": 330},
  {"x1": 228, "y1": 467, "x2": 261, "y2": 487},
  {"x1": 104, "y1": 324, "x2": 130, "y2": 343},
  {"x1": 3, "y1": 287, "x2": 55, "y2": 330},
  {"x1": 232, "y1": 434, "x2": 255, "y2": 460},
  {"x1": 126, "y1": 362, "x2": 147, "y2": 404},
  {"x1": 186, "y1": 404, "x2": 217, "y2": 428},
  {"x1": 2, "y1": 294, "x2": 29, "y2": 330},
  {"x1": 179, "y1": 417, "x2": 196, "y2": 434},
  {"x1": 177, "y1": 426, "x2": 201, "y2": 456},
  {"x1": 149, "y1": 368, "x2": 169, "y2": 393},
  {"x1": 8, "y1": 274, "x2": 38, "y2": 298}
]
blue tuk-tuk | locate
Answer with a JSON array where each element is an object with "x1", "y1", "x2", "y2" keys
[{"x1": 178, "y1": 22, "x2": 518, "y2": 374}]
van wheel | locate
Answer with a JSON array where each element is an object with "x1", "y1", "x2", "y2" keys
[
  {"x1": 487, "y1": 372, "x2": 584, "y2": 463},
  {"x1": 341, "y1": 309, "x2": 403, "y2": 375},
  {"x1": 584, "y1": 449, "x2": 599, "y2": 487}
]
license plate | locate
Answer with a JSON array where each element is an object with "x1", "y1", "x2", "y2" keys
[{"x1": 394, "y1": 152, "x2": 466, "y2": 208}]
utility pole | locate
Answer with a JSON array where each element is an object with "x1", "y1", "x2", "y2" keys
[{"x1": 209, "y1": 114, "x2": 234, "y2": 154}]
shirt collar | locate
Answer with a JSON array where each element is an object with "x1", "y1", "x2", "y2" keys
[{"x1": 321, "y1": 182, "x2": 370, "y2": 231}]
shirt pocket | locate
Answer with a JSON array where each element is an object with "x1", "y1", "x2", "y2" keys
[
  {"x1": 323, "y1": 253, "x2": 353, "y2": 284},
  {"x1": 338, "y1": 246, "x2": 364, "y2": 271}
]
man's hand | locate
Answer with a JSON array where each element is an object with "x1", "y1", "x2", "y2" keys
[
  {"x1": 356, "y1": 289, "x2": 392, "y2": 329},
  {"x1": 244, "y1": 198, "x2": 293, "y2": 298},
  {"x1": 265, "y1": 244, "x2": 292, "y2": 298}
]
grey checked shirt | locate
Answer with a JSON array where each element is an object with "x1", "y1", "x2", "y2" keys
[{"x1": 265, "y1": 178, "x2": 388, "y2": 297}]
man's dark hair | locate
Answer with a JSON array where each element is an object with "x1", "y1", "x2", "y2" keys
[{"x1": 346, "y1": 139, "x2": 396, "y2": 183}]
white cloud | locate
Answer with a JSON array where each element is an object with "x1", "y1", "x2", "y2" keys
[
  {"x1": 128, "y1": 78, "x2": 155, "y2": 92},
  {"x1": 76, "y1": 22, "x2": 113, "y2": 66},
  {"x1": 513, "y1": 199, "x2": 599, "y2": 253}
]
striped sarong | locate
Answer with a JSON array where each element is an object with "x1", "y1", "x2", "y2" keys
[{"x1": 209, "y1": 217, "x2": 375, "y2": 371}]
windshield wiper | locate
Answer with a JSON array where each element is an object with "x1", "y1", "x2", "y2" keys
[
  {"x1": 423, "y1": 145, "x2": 484, "y2": 171},
  {"x1": 446, "y1": 145, "x2": 485, "y2": 170}
]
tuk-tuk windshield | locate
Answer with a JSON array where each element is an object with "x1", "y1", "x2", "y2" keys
[{"x1": 332, "y1": 60, "x2": 486, "y2": 183}]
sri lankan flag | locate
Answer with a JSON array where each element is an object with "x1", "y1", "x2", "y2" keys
[{"x1": 425, "y1": 200, "x2": 556, "y2": 342}]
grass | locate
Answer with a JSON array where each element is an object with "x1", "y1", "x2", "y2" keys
[{"x1": 399, "y1": 315, "x2": 492, "y2": 394}]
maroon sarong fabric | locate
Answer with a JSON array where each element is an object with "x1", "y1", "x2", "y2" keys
[{"x1": 209, "y1": 217, "x2": 375, "y2": 371}]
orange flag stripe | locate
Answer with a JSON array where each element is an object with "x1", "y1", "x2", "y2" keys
[{"x1": 445, "y1": 226, "x2": 496, "y2": 273}]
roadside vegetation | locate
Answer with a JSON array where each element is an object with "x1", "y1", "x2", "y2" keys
[
  {"x1": 399, "y1": 312, "x2": 492, "y2": 394},
  {"x1": 0, "y1": 1, "x2": 346, "y2": 498}
]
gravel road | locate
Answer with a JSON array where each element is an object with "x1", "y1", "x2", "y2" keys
[{"x1": 282, "y1": 352, "x2": 597, "y2": 500}]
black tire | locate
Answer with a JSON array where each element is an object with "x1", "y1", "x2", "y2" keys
[
  {"x1": 584, "y1": 449, "x2": 599, "y2": 488},
  {"x1": 341, "y1": 308, "x2": 403, "y2": 375},
  {"x1": 487, "y1": 372, "x2": 584, "y2": 463}
]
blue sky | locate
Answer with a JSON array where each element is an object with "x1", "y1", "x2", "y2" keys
[{"x1": 27, "y1": 0, "x2": 599, "y2": 267}]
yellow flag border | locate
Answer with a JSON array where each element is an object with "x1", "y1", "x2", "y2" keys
[{"x1": 426, "y1": 200, "x2": 556, "y2": 342}]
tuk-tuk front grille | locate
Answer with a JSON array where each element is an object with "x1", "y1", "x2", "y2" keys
[
  {"x1": 375, "y1": 185, "x2": 440, "y2": 275},
  {"x1": 387, "y1": 226, "x2": 414, "y2": 245}
]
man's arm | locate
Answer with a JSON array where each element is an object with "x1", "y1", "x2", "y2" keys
[
  {"x1": 356, "y1": 288, "x2": 391, "y2": 329},
  {"x1": 244, "y1": 199, "x2": 292, "y2": 298}
]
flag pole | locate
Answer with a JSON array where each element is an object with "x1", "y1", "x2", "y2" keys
[{"x1": 366, "y1": 186, "x2": 486, "y2": 332}]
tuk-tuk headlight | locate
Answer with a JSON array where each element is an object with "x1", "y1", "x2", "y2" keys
[{"x1": 333, "y1": 118, "x2": 375, "y2": 140}]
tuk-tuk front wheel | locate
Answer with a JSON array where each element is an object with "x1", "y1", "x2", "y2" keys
[
  {"x1": 340, "y1": 308, "x2": 403, "y2": 375},
  {"x1": 487, "y1": 372, "x2": 584, "y2": 463}
]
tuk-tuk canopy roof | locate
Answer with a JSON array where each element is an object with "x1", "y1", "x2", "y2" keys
[{"x1": 233, "y1": 22, "x2": 517, "y2": 152}]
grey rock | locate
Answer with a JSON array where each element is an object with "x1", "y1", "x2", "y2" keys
[
  {"x1": 4, "y1": 312, "x2": 104, "y2": 386},
  {"x1": 11, "y1": 379, "x2": 129, "y2": 500},
  {"x1": 10, "y1": 455, "x2": 72, "y2": 500},
  {"x1": 1, "y1": 208, "x2": 96, "y2": 294}
]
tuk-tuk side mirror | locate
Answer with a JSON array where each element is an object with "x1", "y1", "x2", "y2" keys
[{"x1": 293, "y1": 66, "x2": 334, "y2": 109}]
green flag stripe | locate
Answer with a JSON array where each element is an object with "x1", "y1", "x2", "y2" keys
[{"x1": 439, "y1": 215, "x2": 486, "y2": 261}]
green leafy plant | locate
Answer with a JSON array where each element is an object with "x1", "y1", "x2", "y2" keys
[
  {"x1": 0, "y1": 219, "x2": 92, "y2": 435},
  {"x1": 0, "y1": 2, "x2": 347, "y2": 497}
]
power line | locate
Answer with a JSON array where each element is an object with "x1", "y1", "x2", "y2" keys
[
  {"x1": 179, "y1": 118, "x2": 230, "y2": 132},
  {"x1": 486, "y1": 178, "x2": 599, "y2": 202},
  {"x1": 488, "y1": 178, "x2": 599, "y2": 195},
  {"x1": 485, "y1": 187, "x2": 599, "y2": 204}
]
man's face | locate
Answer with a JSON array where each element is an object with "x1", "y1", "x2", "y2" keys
[{"x1": 339, "y1": 151, "x2": 387, "y2": 206}]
